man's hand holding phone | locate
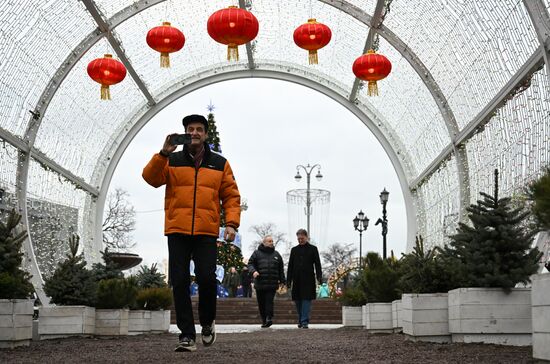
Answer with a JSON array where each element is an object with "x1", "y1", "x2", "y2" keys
[{"x1": 160, "y1": 134, "x2": 178, "y2": 156}]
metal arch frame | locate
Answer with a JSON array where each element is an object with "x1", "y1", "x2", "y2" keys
[
  {"x1": 90, "y1": 66, "x2": 419, "y2": 257},
  {"x1": 238, "y1": 0, "x2": 256, "y2": 69},
  {"x1": 349, "y1": 0, "x2": 385, "y2": 103},
  {"x1": 523, "y1": 0, "x2": 550, "y2": 80},
  {"x1": 15, "y1": 0, "x2": 533, "y2": 300},
  {"x1": 319, "y1": 0, "x2": 470, "y2": 222}
]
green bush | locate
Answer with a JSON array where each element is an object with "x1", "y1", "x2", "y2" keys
[
  {"x1": 337, "y1": 285, "x2": 367, "y2": 307},
  {"x1": 442, "y1": 170, "x2": 541, "y2": 291},
  {"x1": 135, "y1": 287, "x2": 173, "y2": 310},
  {"x1": 135, "y1": 263, "x2": 167, "y2": 289},
  {"x1": 90, "y1": 249, "x2": 124, "y2": 282},
  {"x1": 359, "y1": 252, "x2": 401, "y2": 303},
  {"x1": 43, "y1": 234, "x2": 97, "y2": 306},
  {"x1": 96, "y1": 278, "x2": 137, "y2": 309},
  {"x1": 526, "y1": 166, "x2": 550, "y2": 230},
  {"x1": 398, "y1": 236, "x2": 459, "y2": 294},
  {"x1": 0, "y1": 210, "x2": 33, "y2": 299}
]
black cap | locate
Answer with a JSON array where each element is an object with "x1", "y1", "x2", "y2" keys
[{"x1": 182, "y1": 114, "x2": 208, "y2": 132}]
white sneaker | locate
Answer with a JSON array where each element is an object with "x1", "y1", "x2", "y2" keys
[{"x1": 201, "y1": 321, "x2": 216, "y2": 347}]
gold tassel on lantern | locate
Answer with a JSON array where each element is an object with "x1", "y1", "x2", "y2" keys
[
  {"x1": 227, "y1": 44, "x2": 239, "y2": 61},
  {"x1": 160, "y1": 52, "x2": 170, "y2": 68},
  {"x1": 100, "y1": 84, "x2": 111, "y2": 100},
  {"x1": 308, "y1": 50, "x2": 318, "y2": 65},
  {"x1": 367, "y1": 81, "x2": 379, "y2": 96}
]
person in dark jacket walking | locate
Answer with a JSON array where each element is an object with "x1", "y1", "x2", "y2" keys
[
  {"x1": 248, "y1": 236, "x2": 285, "y2": 328},
  {"x1": 286, "y1": 229, "x2": 322, "y2": 329},
  {"x1": 240, "y1": 266, "x2": 252, "y2": 298}
]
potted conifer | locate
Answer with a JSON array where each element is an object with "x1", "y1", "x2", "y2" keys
[
  {"x1": 0, "y1": 210, "x2": 34, "y2": 348},
  {"x1": 136, "y1": 286, "x2": 173, "y2": 333},
  {"x1": 443, "y1": 169, "x2": 541, "y2": 346},
  {"x1": 359, "y1": 252, "x2": 400, "y2": 333},
  {"x1": 40, "y1": 234, "x2": 97, "y2": 339},
  {"x1": 399, "y1": 236, "x2": 458, "y2": 342},
  {"x1": 338, "y1": 285, "x2": 366, "y2": 327},
  {"x1": 94, "y1": 278, "x2": 137, "y2": 336},
  {"x1": 128, "y1": 263, "x2": 170, "y2": 335},
  {"x1": 91, "y1": 250, "x2": 136, "y2": 336}
]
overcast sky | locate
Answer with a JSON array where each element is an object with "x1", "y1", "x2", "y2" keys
[{"x1": 109, "y1": 78, "x2": 408, "y2": 267}]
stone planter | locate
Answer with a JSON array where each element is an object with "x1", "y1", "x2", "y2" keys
[
  {"x1": 448, "y1": 287, "x2": 531, "y2": 346},
  {"x1": 392, "y1": 299, "x2": 402, "y2": 333},
  {"x1": 0, "y1": 299, "x2": 33, "y2": 348},
  {"x1": 150, "y1": 310, "x2": 170, "y2": 333},
  {"x1": 342, "y1": 306, "x2": 363, "y2": 327},
  {"x1": 38, "y1": 306, "x2": 95, "y2": 339},
  {"x1": 532, "y1": 274, "x2": 550, "y2": 361},
  {"x1": 363, "y1": 303, "x2": 393, "y2": 333},
  {"x1": 402, "y1": 293, "x2": 450, "y2": 343},
  {"x1": 95, "y1": 309, "x2": 129, "y2": 336},
  {"x1": 128, "y1": 310, "x2": 151, "y2": 335}
]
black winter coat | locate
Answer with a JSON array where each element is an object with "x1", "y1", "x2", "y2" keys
[
  {"x1": 287, "y1": 242, "x2": 322, "y2": 300},
  {"x1": 248, "y1": 244, "x2": 285, "y2": 291}
]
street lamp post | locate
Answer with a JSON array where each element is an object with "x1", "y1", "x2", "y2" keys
[
  {"x1": 375, "y1": 188, "x2": 389, "y2": 259},
  {"x1": 353, "y1": 210, "x2": 369, "y2": 272},
  {"x1": 294, "y1": 163, "x2": 322, "y2": 235}
]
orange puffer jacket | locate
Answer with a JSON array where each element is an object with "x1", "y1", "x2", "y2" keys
[{"x1": 142, "y1": 145, "x2": 240, "y2": 237}]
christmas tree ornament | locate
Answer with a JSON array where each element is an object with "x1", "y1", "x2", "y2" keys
[
  {"x1": 146, "y1": 22, "x2": 185, "y2": 68},
  {"x1": 352, "y1": 50, "x2": 392, "y2": 96},
  {"x1": 207, "y1": 6, "x2": 259, "y2": 61},
  {"x1": 87, "y1": 54, "x2": 127, "y2": 100},
  {"x1": 293, "y1": 19, "x2": 332, "y2": 64}
]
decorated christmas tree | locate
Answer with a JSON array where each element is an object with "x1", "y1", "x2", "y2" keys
[
  {"x1": 443, "y1": 169, "x2": 541, "y2": 291},
  {"x1": 205, "y1": 102, "x2": 245, "y2": 271},
  {"x1": 0, "y1": 210, "x2": 34, "y2": 299},
  {"x1": 217, "y1": 241, "x2": 245, "y2": 272},
  {"x1": 43, "y1": 234, "x2": 97, "y2": 306},
  {"x1": 206, "y1": 102, "x2": 222, "y2": 153}
]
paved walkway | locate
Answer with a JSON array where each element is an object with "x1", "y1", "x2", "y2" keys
[
  {"x1": 0, "y1": 327, "x2": 533, "y2": 364},
  {"x1": 174, "y1": 324, "x2": 343, "y2": 334}
]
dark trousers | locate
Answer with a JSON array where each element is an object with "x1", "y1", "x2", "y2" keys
[
  {"x1": 242, "y1": 284, "x2": 252, "y2": 298},
  {"x1": 168, "y1": 234, "x2": 217, "y2": 341},
  {"x1": 256, "y1": 289, "x2": 276, "y2": 323}
]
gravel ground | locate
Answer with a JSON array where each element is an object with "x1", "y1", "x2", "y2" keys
[{"x1": 0, "y1": 328, "x2": 535, "y2": 364}]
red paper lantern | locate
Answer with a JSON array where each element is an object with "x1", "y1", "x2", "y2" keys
[
  {"x1": 352, "y1": 50, "x2": 392, "y2": 96},
  {"x1": 87, "y1": 54, "x2": 127, "y2": 100},
  {"x1": 207, "y1": 6, "x2": 259, "y2": 61},
  {"x1": 293, "y1": 19, "x2": 332, "y2": 64},
  {"x1": 146, "y1": 22, "x2": 185, "y2": 68}
]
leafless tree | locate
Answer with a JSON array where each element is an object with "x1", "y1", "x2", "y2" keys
[
  {"x1": 102, "y1": 188, "x2": 136, "y2": 252},
  {"x1": 248, "y1": 222, "x2": 291, "y2": 269},
  {"x1": 248, "y1": 222, "x2": 287, "y2": 251},
  {"x1": 321, "y1": 242, "x2": 356, "y2": 284}
]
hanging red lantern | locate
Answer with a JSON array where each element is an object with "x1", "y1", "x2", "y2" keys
[
  {"x1": 87, "y1": 54, "x2": 127, "y2": 100},
  {"x1": 293, "y1": 19, "x2": 332, "y2": 65},
  {"x1": 146, "y1": 22, "x2": 185, "y2": 68},
  {"x1": 207, "y1": 6, "x2": 259, "y2": 61},
  {"x1": 352, "y1": 50, "x2": 392, "y2": 96}
]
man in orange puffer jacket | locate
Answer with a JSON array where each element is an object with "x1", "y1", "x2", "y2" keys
[{"x1": 143, "y1": 114, "x2": 240, "y2": 352}]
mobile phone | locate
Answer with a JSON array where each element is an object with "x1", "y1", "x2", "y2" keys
[{"x1": 170, "y1": 133, "x2": 192, "y2": 145}]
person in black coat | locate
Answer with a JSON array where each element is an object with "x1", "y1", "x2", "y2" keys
[
  {"x1": 240, "y1": 266, "x2": 252, "y2": 298},
  {"x1": 286, "y1": 229, "x2": 322, "y2": 329},
  {"x1": 248, "y1": 235, "x2": 285, "y2": 327}
]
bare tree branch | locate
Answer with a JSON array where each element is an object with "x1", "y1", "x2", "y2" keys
[
  {"x1": 102, "y1": 188, "x2": 136, "y2": 252},
  {"x1": 248, "y1": 222, "x2": 287, "y2": 251},
  {"x1": 321, "y1": 242, "x2": 356, "y2": 281}
]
